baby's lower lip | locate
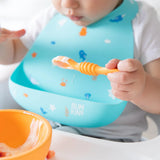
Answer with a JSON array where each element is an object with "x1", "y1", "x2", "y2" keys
[{"x1": 69, "y1": 16, "x2": 83, "y2": 21}]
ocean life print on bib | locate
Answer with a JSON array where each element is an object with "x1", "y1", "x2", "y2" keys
[{"x1": 9, "y1": 0, "x2": 138, "y2": 127}]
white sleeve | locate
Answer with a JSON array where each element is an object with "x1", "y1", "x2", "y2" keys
[
  {"x1": 21, "y1": 6, "x2": 57, "y2": 49},
  {"x1": 133, "y1": 1, "x2": 160, "y2": 65}
]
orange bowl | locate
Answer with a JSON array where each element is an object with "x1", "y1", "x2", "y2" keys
[{"x1": 0, "y1": 109, "x2": 52, "y2": 160}]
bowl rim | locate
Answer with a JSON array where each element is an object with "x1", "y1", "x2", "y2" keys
[{"x1": 0, "y1": 109, "x2": 52, "y2": 160}]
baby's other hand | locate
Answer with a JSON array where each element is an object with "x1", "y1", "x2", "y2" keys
[
  {"x1": 106, "y1": 59, "x2": 146, "y2": 101},
  {"x1": 0, "y1": 28, "x2": 25, "y2": 43}
]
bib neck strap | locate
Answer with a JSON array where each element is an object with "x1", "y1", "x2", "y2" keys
[{"x1": 89, "y1": 0, "x2": 138, "y2": 26}]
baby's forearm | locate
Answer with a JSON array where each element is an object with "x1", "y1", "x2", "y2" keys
[
  {"x1": 131, "y1": 73, "x2": 160, "y2": 114},
  {"x1": 0, "y1": 40, "x2": 15, "y2": 64},
  {"x1": 0, "y1": 39, "x2": 27, "y2": 64}
]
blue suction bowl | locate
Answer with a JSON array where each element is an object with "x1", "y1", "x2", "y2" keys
[{"x1": 9, "y1": 63, "x2": 126, "y2": 128}]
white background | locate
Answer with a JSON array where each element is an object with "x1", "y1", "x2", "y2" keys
[{"x1": 0, "y1": 0, "x2": 51, "y2": 29}]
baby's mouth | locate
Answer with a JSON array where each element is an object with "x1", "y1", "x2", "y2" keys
[{"x1": 68, "y1": 15, "x2": 83, "y2": 21}]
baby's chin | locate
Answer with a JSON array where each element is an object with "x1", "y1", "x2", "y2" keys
[
  {"x1": 73, "y1": 20, "x2": 93, "y2": 27},
  {"x1": 72, "y1": 21, "x2": 85, "y2": 26},
  {"x1": 73, "y1": 18, "x2": 102, "y2": 27},
  {"x1": 65, "y1": 15, "x2": 96, "y2": 26}
]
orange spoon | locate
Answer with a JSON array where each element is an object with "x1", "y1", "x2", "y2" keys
[{"x1": 52, "y1": 56, "x2": 118, "y2": 76}]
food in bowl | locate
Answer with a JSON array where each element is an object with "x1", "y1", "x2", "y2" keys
[
  {"x1": 0, "y1": 109, "x2": 52, "y2": 160},
  {"x1": 0, "y1": 118, "x2": 42, "y2": 157}
]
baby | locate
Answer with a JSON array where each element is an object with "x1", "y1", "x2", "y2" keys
[{"x1": 1, "y1": 0, "x2": 160, "y2": 142}]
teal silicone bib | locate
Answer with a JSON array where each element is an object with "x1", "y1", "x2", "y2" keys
[{"x1": 9, "y1": 0, "x2": 138, "y2": 127}]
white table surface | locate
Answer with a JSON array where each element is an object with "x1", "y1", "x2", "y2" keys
[{"x1": 49, "y1": 129, "x2": 160, "y2": 160}]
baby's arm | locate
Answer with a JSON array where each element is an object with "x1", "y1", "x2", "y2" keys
[
  {"x1": 0, "y1": 28, "x2": 28, "y2": 64},
  {"x1": 106, "y1": 58, "x2": 160, "y2": 114}
]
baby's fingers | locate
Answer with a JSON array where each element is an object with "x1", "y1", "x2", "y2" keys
[
  {"x1": 0, "y1": 28, "x2": 25, "y2": 42},
  {"x1": 10, "y1": 29, "x2": 26, "y2": 38},
  {"x1": 105, "y1": 59, "x2": 120, "y2": 69}
]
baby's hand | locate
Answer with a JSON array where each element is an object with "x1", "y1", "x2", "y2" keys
[
  {"x1": 106, "y1": 59, "x2": 146, "y2": 101},
  {"x1": 0, "y1": 28, "x2": 25, "y2": 43}
]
